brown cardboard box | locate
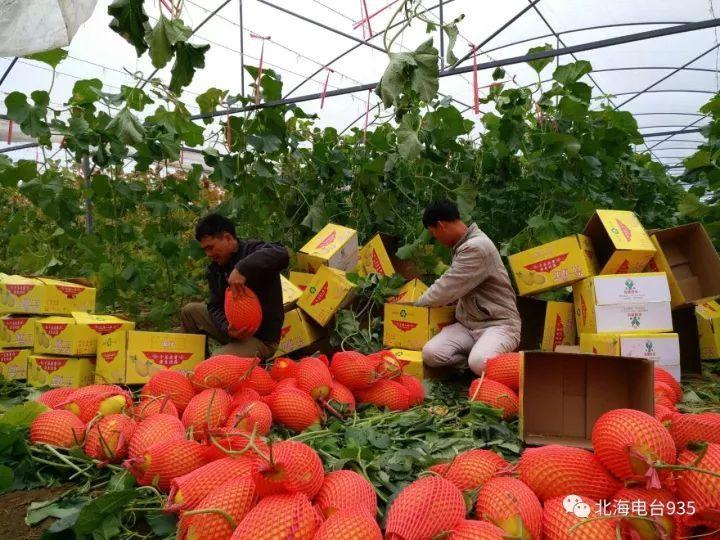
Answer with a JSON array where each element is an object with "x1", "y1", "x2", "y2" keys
[
  {"x1": 519, "y1": 351, "x2": 653, "y2": 449},
  {"x1": 647, "y1": 223, "x2": 720, "y2": 307}
]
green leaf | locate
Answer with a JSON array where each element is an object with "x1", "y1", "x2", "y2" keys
[
  {"x1": 107, "y1": 108, "x2": 145, "y2": 145},
  {"x1": 73, "y1": 490, "x2": 136, "y2": 535},
  {"x1": 442, "y1": 15, "x2": 464, "y2": 65},
  {"x1": 376, "y1": 39, "x2": 439, "y2": 110},
  {"x1": 492, "y1": 67, "x2": 506, "y2": 81},
  {"x1": 170, "y1": 42, "x2": 210, "y2": 94},
  {"x1": 553, "y1": 60, "x2": 593, "y2": 85},
  {"x1": 69, "y1": 79, "x2": 103, "y2": 106},
  {"x1": 146, "y1": 15, "x2": 192, "y2": 69},
  {"x1": 397, "y1": 113, "x2": 422, "y2": 160},
  {"x1": 4, "y1": 92, "x2": 30, "y2": 123},
  {"x1": 0, "y1": 401, "x2": 47, "y2": 427},
  {"x1": 24, "y1": 48, "x2": 68, "y2": 69},
  {"x1": 121, "y1": 85, "x2": 152, "y2": 111},
  {"x1": 108, "y1": 0, "x2": 150, "y2": 56},
  {"x1": 558, "y1": 95, "x2": 589, "y2": 121},
  {"x1": 26, "y1": 497, "x2": 88, "y2": 527},
  {"x1": 455, "y1": 181, "x2": 477, "y2": 217},
  {"x1": 684, "y1": 149, "x2": 711, "y2": 171},
  {"x1": 146, "y1": 511, "x2": 177, "y2": 535},
  {"x1": 0, "y1": 465, "x2": 12, "y2": 491},
  {"x1": 196, "y1": 87, "x2": 228, "y2": 124},
  {"x1": 0, "y1": 159, "x2": 36, "y2": 187},
  {"x1": 526, "y1": 44, "x2": 554, "y2": 73}
]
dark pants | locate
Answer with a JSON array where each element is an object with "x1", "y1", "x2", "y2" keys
[{"x1": 180, "y1": 302, "x2": 277, "y2": 359}]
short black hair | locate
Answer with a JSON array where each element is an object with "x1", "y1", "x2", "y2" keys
[
  {"x1": 422, "y1": 200, "x2": 461, "y2": 228},
  {"x1": 195, "y1": 213, "x2": 237, "y2": 241}
]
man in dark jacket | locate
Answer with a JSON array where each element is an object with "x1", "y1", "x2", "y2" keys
[{"x1": 181, "y1": 213, "x2": 289, "y2": 358}]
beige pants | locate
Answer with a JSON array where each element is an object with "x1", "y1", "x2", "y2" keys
[
  {"x1": 422, "y1": 322, "x2": 520, "y2": 375},
  {"x1": 180, "y1": 302, "x2": 277, "y2": 359}
]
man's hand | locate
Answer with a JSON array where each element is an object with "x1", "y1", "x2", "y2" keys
[
  {"x1": 228, "y1": 268, "x2": 246, "y2": 298},
  {"x1": 227, "y1": 325, "x2": 248, "y2": 340}
]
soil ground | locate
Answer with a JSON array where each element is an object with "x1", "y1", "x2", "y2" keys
[{"x1": 0, "y1": 486, "x2": 68, "y2": 540}]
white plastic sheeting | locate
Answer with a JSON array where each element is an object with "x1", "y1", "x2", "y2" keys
[
  {"x1": 0, "y1": 0, "x2": 99, "y2": 57},
  {"x1": 1, "y1": 0, "x2": 719, "y2": 171}
]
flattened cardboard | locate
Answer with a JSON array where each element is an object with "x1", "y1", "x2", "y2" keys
[{"x1": 520, "y1": 351, "x2": 653, "y2": 448}]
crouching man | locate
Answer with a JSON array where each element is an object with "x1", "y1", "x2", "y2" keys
[
  {"x1": 181, "y1": 213, "x2": 289, "y2": 359},
  {"x1": 416, "y1": 200, "x2": 521, "y2": 375}
]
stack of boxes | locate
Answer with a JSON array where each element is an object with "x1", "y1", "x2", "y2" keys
[
  {"x1": 509, "y1": 210, "x2": 699, "y2": 382},
  {"x1": 0, "y1": 274, "x2": 207, "y2": 388},
  {"x1": 0, "y1": 275, "x2": 97, "y2": 386},
  {"x1": 381, "y1": 279, "x2": 455, "y2": 380}
]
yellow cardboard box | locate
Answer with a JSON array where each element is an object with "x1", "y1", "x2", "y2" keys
[
  {"x1": 0, "y1": 275, "x2": 96, "y2": 314},
  {"x1": 289, "y1": 271, "x2": 314, "y2": 293},
  {"x1": 573, "y1": 273, "x2": 673, "y2": 334},
  {"x1": 297, "y1": 266, "x2": 356, "y2": 327},
  {"x1": 296, "y1": 224, "x2": 359, "y2": 273},
  {"x1": 281, "y1": 275, "x2": 303, "y2": 311},
  {"x1": 696, "y1": 299, "x2": 720, "y2": 360},
  {"x1": 359, "y1": 235, "x2": 395, "y2": 277},
  {"x1": 96, "y1": 330, "x2": 205, "y2": 385},
  {"x1": 0, "y1": 348, "x2": 29, "y2": 380},
  {"x1": 28, "y1": 354, "x2": 95, "y2": 388},
  {"x1": 34, "y1": 313, "x2": 134, "y2": 357},
  {"x1": 542, "y1": 302, "x2": 577, "y2": 352},
  {"x1": 387, "y1": 279, "x2": 428, "y2": 304},
  {"x1": 274, "y1": 308, "x2": 324, "y2": 358},
  {"x1": 383, "y1": 304, "x2": 455, "y2": 351},
  {"x1": 508, "y1": 235, "x2": 597, "y2": 296},
  {"x1": 0, "y1": 315, "x2": 37, "y2": 347},
  {"x1": 389, "y1": 348, "x2": 424, "y2": 380},
  {"x1": 583, "y1": 210, "x2": 656, "y2": 275}
]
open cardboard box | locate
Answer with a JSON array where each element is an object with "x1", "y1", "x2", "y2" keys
[
  {"x1": 517, "y1": 297, "x2": 576, "y2": 351},
  {"x1": 647, "y1": 223, "x2": 720, "y2": 307},
  {"x1": 583, "y1": 210, "x2": 655, "y2": 275},
  {"x1": 519, "y1": 351, "x2": 653, "y2": 449}
]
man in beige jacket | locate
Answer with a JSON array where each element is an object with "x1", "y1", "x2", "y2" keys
[{"x1": 416, "y1": 200, "x2": 521, "y2": 375}]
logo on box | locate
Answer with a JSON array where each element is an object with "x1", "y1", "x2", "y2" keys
[
  {"x1": 36, "y1": 357, "x2": 68, "y2": 373},
  {"x1": 143, "y1": 351, "x2": 193, "y2": 367},
  {"x1": 7, "y1": 284, "x2": 34, "y2": 297}
]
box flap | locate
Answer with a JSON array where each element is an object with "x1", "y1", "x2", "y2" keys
[
  {"x1": 300, "y1": 224, "x2": 357, "y2": 257},
  {"x1": 594, "y1": 210, "x2": 655, "y2": 251}
]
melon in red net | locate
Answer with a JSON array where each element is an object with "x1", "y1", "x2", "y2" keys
[
  {"x1": 484, "y1": 352, "x2": 520, "y2": 391},
  {"x1": 224, "y1": 287, "x2": 262, "y2": 338},
  {"x1": 542, "y1": 495, "x2": 618, "y2": 539},
  {"x1": 475, "y1": 477, "x2": 543, "y2": 539},
  {"x1": 468, "y1": 378, "x2": 518, "y2": 420}
]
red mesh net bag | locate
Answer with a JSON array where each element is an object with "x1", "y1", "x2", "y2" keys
[
  {"x1": 357, "y1": 379, "x2": 410, "y2": 411},
  {"x1": 330, "y1": 350, "x2": 377, "y2": 390},
  {"x1": 30, "y1": 409, "x2": 85, "y2": 448},
  {"x1": 224, "y1": 287, "x2": 262, "y2": 338},
  {"x1": 167, "y1": 456, "x2": 255, "y2": 512},
  {"x1": 327, "y1": 381, "x2": 356, "y2": 412},
  {"x1": 126, "y1": 439, "x2": 209, "y2": 492},
  {"x1": 468, "y1": 378, "x2": 518, "y2": 420},
  {"x1": 266, "y1": 387, "x2": 322, "y2": 432},
  {"x1": 230, "y1": 493, "x2": 321, "y2": 540},
  {"x1": 61, "y1": 384, "x2": 133, "y2": 422},
  {"x1": 239, "y1": 366, "x2": 276, "y2": 395},
  {"x1": 203, "y1": 426, "x2": 269, "y2": 461},
  {"x1": 83, "y1": 413, "x2": 135, "y2": 462},
  {"x1": 142, "y1": 370, "x2": 195, "y2": 413},
  {"x1": 134, "y1": 396, "x2": 179, "y2": 419},
  {"x1": 36, "y1": 387, "x2": 76, "y2": 409},
  {"x1": 395, "y1": 374, "x2": 425, "y2": 407},
  {"x1": 432, "y1": 449, "x2": 508, "y2": 493},
  {"x1": 475, "y1": 477, "x2": 543, "y2": 539},
  {"x1": 518, "y1": 445, "x2": 620, "y2": 502},
  {"x1": 669, "y1": 412, "x2": 720, "y2": 450},
  {"x1": 542, "y1": 495, "x2": 618, "y2": 539},
  {"x1": 296, "y1": 357, "x2": 333, "y2": 399},
  {"x1": 182, "y1": 389, "x2": 232, "y2": 442},
  {"x1": 591, "y1": 409, "x2": 676, "y2": 484},
  {"x1": 128, "y1": 413, "x2": 185, "y2": 460},
  {"x1": 484, "y1": 352, "x2": 520, "y2": 391},
  {"x1": 191, "y1": 355, "x2": 257, "y2": 391},
  {"x1": 675, "y1": 443, "x2": 720, "y2": 530},
  {"x1": 269, "y1": 357, "x2": 298, "y2": 381},
  {"x1": 252, "y1": 440, "x2": 324, "y2": 498},
  {"x1": 450, "y1": 520, "x2": 507, "y2": 540},
  {"x1": 385, "y1": 476, "x2": 465, "y2": 540},
  {"x1": 313, "y1": 470, "x2": 377, "y2": 518},
  {"x1": 225, "y1": 400, "x2": 273, "y2": 435},
  {"x1": 178, "y1": 476, "x2": 257, "y2": 540},
  {"x1": 654, "y1": 367, "x2": 682, "y2": 402},
  {"x1": 314, "y1": 509, "x2": 381, "y2": 540}
]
